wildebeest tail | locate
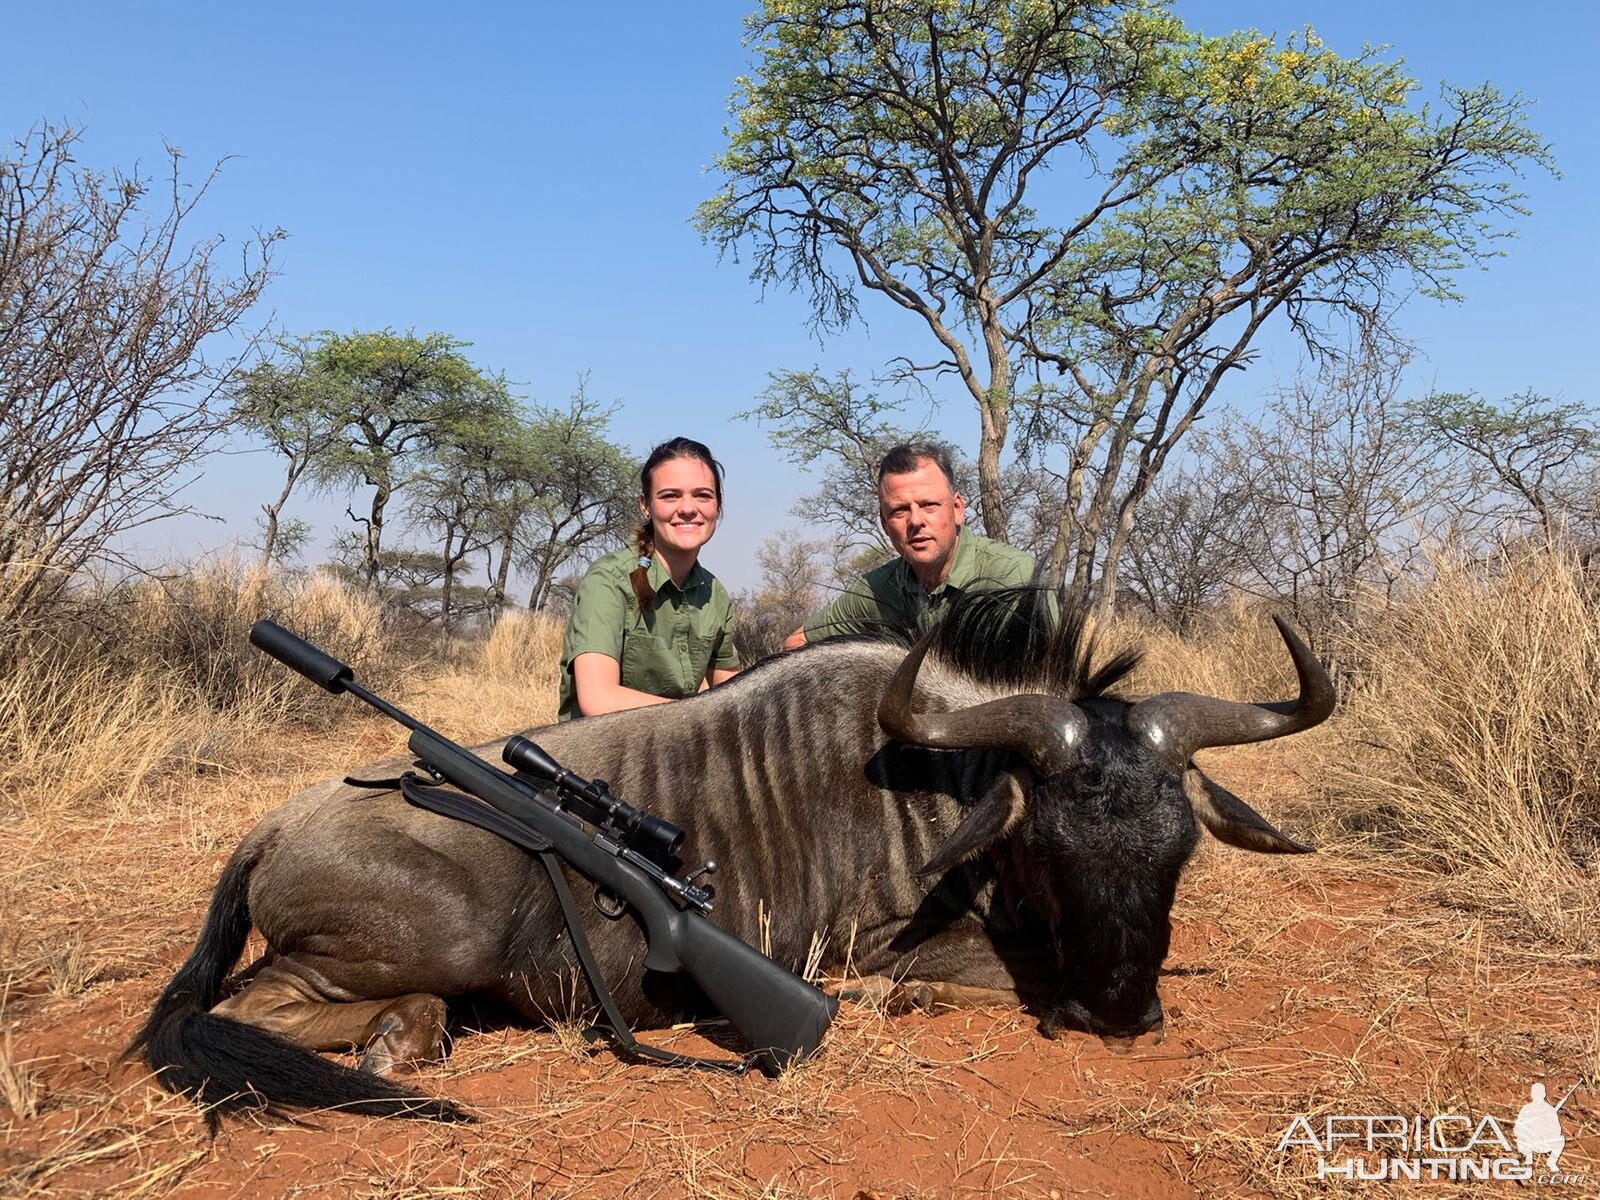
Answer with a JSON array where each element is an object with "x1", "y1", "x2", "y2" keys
[{"x1": 125, "y1": 839, "x2": 468, "y2": 1125}]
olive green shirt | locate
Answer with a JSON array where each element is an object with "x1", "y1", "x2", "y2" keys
[
  {"x1": 558, "y1": 545, "x2": 739, "y2": 721},
  {"x1": 802, "y1": 529, "x2": 1037, "y2": 643}
]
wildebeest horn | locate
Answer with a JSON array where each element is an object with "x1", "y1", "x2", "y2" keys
[
  {"x1": 1124, "y1": 616, "x2": 1335, "y2": 770},
  {"x1": 878, "y1": 628, "x2": 1087, "y2": 775}
]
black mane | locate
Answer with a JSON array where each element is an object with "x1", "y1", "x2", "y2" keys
[{"x1": 919, "y1": 585, "x2": 1142, "y2": 701}]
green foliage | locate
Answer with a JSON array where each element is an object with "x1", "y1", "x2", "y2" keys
[
  {"x1": 700, "y1": 1, "x2": 1553, "y2": 608},
  {"x1": 1407, "y1": 390, "x2": 1598, "y2": 538}
]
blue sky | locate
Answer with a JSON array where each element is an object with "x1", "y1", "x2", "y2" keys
[{"x1": 4, "y1": 1, "x2": 1594, "y2": 594}]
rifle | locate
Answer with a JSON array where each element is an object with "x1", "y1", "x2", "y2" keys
[{"x1": 248, "y1": 619, "x2": 837, "y2": 1075}]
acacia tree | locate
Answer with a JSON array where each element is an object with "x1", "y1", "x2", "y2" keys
[
  {"x1": 1408, "y1": 390, "x2": 1597, "y2": 544},
  {"x1": 404, "y1": 406, "x2": 518, "y2": 631},
  {"x1": 701, "y1": 1, "x2": 1551, "y2": 614},
  {"x1": 0, "y1": 123, "x2": 279, "y2": 628},
  {"x1": 700, "y1": 0, "x2": 1176, "y2": 536},
  {"x1": 515, "y1": 391, "x2": 637, "y2": 613},
  {"x1": 306, "y1": 330, "x2": 508, "y2": 588},
  {"x1": 1030, "y1": 32, "x2": 1550, "y2": 614},
  {"x1": 228, "y1": 337, "x2": 346, "y2": 568}
]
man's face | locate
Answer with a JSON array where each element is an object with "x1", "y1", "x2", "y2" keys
[{"x1": 878, "y1": 459, "x2": 965, "y2": 586}]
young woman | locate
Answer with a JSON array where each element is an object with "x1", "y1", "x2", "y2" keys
[{"x1": 557, "y1": 437, "x2": 739, "y2": 720}]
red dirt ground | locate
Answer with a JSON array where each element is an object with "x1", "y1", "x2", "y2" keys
[{"x1": 4, "y1": 752, "x2": 1597, "y2": 1198}]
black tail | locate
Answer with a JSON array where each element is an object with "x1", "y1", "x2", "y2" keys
[{"x1": 125, "y1": 842, "x2": 469, "y2": 1126}]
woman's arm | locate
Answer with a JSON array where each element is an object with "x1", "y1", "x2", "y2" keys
[
  {"x1": 707, "y1": 666, "x2": 739, "y2": 686},
  {"x1": 571, "y1": 652, "x2": 673, "y2": 717}
]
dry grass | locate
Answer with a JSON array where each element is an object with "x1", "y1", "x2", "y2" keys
[
  {"x1": 1314, "y1": 545, "x2": 1600, "y2": 955},
  {"x1": 1114, "y1": 594, "x2": 1304, "y2": 704},
  {"x1": 0, "y1": 559, "x2": 399, "y2": 820}
]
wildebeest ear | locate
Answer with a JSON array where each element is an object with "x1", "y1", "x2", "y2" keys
[
  {"x1": 1182, "y1": 769, "x2": 1314, "y2": 854},
  {"x1": 916, "y1": 770, "x2": 1027, "y2": 877}
]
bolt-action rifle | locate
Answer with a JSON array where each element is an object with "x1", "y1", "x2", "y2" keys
[{"x1": 249, "y1": 619, "x2": 837, "y2": 1075}]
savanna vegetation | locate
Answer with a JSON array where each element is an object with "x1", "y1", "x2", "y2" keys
[{"x1": 2, "y1": 1, "x2": 1595, "y2": 1194}]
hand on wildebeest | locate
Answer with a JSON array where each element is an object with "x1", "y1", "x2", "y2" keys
[{"x1": 132, "y1": 587, "x2": 1332, "y2": 1122}]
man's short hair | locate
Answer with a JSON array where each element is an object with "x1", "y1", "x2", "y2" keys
[{"x1": 877, "y1": 442, "x2": 957, "y2": 491}]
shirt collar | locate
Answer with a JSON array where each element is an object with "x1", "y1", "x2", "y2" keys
[{"x1": 647, "y1": 552, "x2": 709, "y2": 597}]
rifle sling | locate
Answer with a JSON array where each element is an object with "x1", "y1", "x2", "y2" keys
[{"x1": 390, "y1": 773, "x2": 747, "y2": 1076}]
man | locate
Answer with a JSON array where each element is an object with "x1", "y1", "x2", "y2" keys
[{"x1": 782, "y1": 443, "x2": 1037, "y2": 649}]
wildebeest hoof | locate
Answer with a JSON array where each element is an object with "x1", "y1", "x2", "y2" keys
[
  {"x1": 358, "y1": 995, "x2": 448, "y2": 1076},
  {"x1": 887, "y1": 983, "x2": 936, "y2": 1015}
]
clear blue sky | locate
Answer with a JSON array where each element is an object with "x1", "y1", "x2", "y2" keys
[{"x1": 4, "y1": 1, "x2": 1594, "y2": 594}]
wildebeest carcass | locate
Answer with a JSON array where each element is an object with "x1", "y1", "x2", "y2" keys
[{"x1": 132, "y1": 588, "x2": 1333, "y2": 1120}]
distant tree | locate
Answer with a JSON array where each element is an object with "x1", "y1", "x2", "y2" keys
[
  {"x1": 227, "y1": 336, "x2": 346, "y2": 569},
  {"x1": 514, "y1": 389, "x2": 638, "y2": 613},
  {"x1": 743, "y1": 369, "x2": 925, "y2": 551},
  {"x1": 701, "y1": 1, "x2": 1551, "y2": 619},
  {"x1": 304, "y1": 330, "x2": 509, "y2": 589},
  {"x1": 1210, "y1": 356, "x2": 1448, "y2": 647},
  {"x1": 404, "y1": 406, "x2": 517, "y2": 632},
  {"x1": 1121, "y1": 453, "x2": 1253, "y2": 634},
  {"x1": 0, "y1": 122, "x2": 279, "y2": 630},
  {"x1": 742, "y1": 368, "x2": 1034, "y2": 552},
  {"x1": 734, "y1": 529, "x2": 832, "y2": 662},
  {"x1": 1408, "y1": 390, "x2": 1598, "y2": 544}
]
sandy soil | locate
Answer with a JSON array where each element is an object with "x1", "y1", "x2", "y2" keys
[{"x1": 3, "y1": 749, "x2": 1596, "y2": 1198}]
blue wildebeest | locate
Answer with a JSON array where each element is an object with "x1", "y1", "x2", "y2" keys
[{"x1": 132, "y1": 589, "x2": 1332, "y2": 1120}]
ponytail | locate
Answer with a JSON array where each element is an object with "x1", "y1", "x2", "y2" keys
[{"x1": 629, "y1": 525, "x2": 656, "y2": 612}]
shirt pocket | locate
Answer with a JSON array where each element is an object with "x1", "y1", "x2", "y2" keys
[
  {"x1": 620, "y1": 628, "x2": 689, "y2": 700},
  {"x1": 688, "y1": 632, "x2": 721, "y2": 687}
]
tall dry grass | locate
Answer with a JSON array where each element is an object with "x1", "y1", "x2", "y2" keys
[
  {"x1": 0, "y1": 559, "x2": 398, "y2": 816},
  {"x1": 1315, "y1": 544, "x2": 1600, "y2": 953},
  {"x1": 423, "y1": 607, "x2": 566, "y2": 742},
  {"x1": 1112, "y1": 594, "x2": 1303, "y2": 702}
]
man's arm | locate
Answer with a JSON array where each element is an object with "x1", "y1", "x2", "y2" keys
[{"x1": 780, "y1": 626, "x2": 807, "y2": 651}]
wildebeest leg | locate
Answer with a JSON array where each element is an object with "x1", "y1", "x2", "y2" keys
[
  {"x1": 841, "y1": 924, "x2": 1054, "y2": 1016},
  {"x1": 211, "y1": 961, "x2": 448, "y2": 1076},
  {"x1": 843, "y1": 974, "x2": 1020, "y2": 1015}
]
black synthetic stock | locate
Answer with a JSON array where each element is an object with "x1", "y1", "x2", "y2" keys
[
  {"x1": 407, "y1": 729, "x2": 837, "y2": 1070},
  {"x1": 128, "y1": 843, "x2": 466, "y2": 1125},
  {"x1": 674, "y1": 909, "x2": 837, "y2": 1069},
  {"x1": 249, "y1": 619, "x2": 352, "y2": 693}
]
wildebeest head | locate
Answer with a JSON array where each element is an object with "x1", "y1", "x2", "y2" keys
[{"x1": 876, "y1": 590, "x2": 1334, "y2": 1043}]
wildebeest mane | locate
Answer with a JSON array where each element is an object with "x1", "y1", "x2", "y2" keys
[{"x1": 920, "y1": 585, "x2": 1142, "y2": 701}]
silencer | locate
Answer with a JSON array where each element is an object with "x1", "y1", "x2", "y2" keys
[{"x1": 249, "y1": 620, "x2": 353, "y2": 693}]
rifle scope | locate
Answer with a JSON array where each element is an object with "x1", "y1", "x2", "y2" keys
[{"x1": 503, "y1": 735, "x2": 685, "y2": 862}]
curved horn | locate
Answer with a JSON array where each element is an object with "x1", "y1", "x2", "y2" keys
[
  {"x1": 1125, "y1": 615, "x2": 1335, "y2": 770},
  {"x1": 877, "y1": 629, "x2": 1087, "y2": 776}
]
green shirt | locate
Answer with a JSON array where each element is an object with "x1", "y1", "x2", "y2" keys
[
  {"x1": 802, "y1": 529, "x2": 1037, "y2": 643},
  {"x1": 558, "y1": 544, "x2": 739, "y2": 721}
]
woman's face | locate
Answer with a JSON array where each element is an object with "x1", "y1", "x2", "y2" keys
[{"x1": 641, "y1": 456, "x2": 720, "y2": 558}]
